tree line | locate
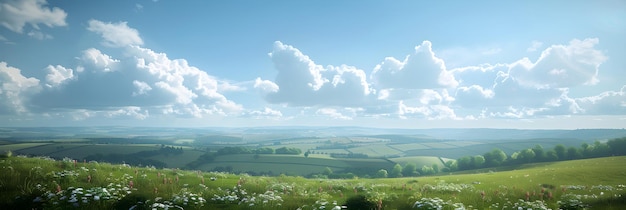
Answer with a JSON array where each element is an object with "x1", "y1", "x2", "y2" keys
[
  {"x1": 184, "y1": 146, "x2": 302, "y2": 169},
  {"x1": 363, "y1": 137, "x2": 626, "y2": 179},
  {"x1": 452, "y1": 137, "x2": 626, "y2": 172}
]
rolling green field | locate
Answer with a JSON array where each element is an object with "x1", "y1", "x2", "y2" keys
[
  {"x1": 389, "y1": 156, "x2": 448, "y2": 168},
  {"x1": 0, "y1": 132, "x2": 617, "y2": 178},
  {"x1": 1, "y1": 155, "x2": 624, "y2": 209}
]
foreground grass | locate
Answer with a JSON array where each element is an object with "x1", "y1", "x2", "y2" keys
[{"x1": 1, "y1": 155, "x2": 625, "y2": 209}]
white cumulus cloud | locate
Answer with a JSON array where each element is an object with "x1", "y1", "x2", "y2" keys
[
  {"x1": 316, "y1": 108, "x2": 353, "y2": 120},
  {"x1": 0, "y1": 0, "x2": 67, "y2": 33},
  {"x1": 509, "y1": 38, "x2": 607, "y2": 89},
  {"x1": 130, "y1": 45, "x2": 242, "y2": 116},
  {"x1": 0, "y1": 62, "x2": 41, "y2": 114},
  {"x1": 244, "y1": 107, "x2": 283, "y2": 119},
  {"x1": 45, "y1": 65, "x2": 73, "y2": 87},
  {"x1": 263, "y1": 41, "x2": 372, "y2": 106},
  {"x1": 371, "y1": 40, "x2": 458, "y2": 89},
  {"x1": 254, "y1": 77, "x2": 279, "y2": 93},
  {"x1": 132, "y1": 80, "x2": 152, "y2": 96},
  {"x1": 105, "y1": 106, "x2": 149, "y2": 120},
  {"x1": 81, "y1": 48, "x2": 120, "y2": 72},
  {"x1": 398, "y1": 101, "x2": 459, "y2": 120},
  {"x1": 87, "y1": 19, "x2": 143, "y2": 47},
  {"x1": 574, "y1": 86, "x2": 626, "y2": 115}
]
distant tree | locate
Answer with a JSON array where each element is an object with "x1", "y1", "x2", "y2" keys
[
  {"x1": 484, "y1": 148, "x2": 507, "y2": 167},
  {"x1": 607, "y1": 137, "x2": 626, "y2": 156},
  {"x1": 218, "y1": 147, "x2": 252, "y2": 155},
  {"x1": 581, "y1": 143, "x2": 593, "y2": 158},
  {"x1": 275, "y1": 147, "x2": 302, "y2": 155},
  {"x1": 457, "y1": 156, "x2": 472, "y2": 170},
  {"x1": 375, "y1": 169, "x2": 388, "y2": 178},
  {"x1": 431, "y1": 163, "x2": 440, "y2": 174},
  {"x1": 592, "y1": 140, "x2": 610, "y2": 157},
  {"x1": 567, "y1": 146, "x2": 582, "y2": 160},
  {"x1": 545, "y1": 150, "x2": 558, "y2": 161},
  {"x1": 304, "y1": 151, "x2": 310, "y2": 158},
  {"x1": 472, "y1": 155, "x2": 485, "y2": 168},
  {"x1": 444, "y1": 160, "x2": 458, "y2": 171},
  {"x1": 402, "y1": 163, "x2": 418, "y2": 177},
  {"x1": 390, "y1": 163, "x2": 403, "y2": 178},
  {"x1": 255, "y1": 147, "x2": 274, "y2": 154},
  {"x1": 323, "y1": 167, "x2": 333, "y2": 176},
  {"x1": 532, "y1": 145, "x2": 545, "y2": 162},
  {"x1": 554, "y1": 144, "x2": 567, "y2": 160},
  {"x1": 420, "y1": 165, "x2": 434, "y2": 175},
  {"x1": 518, "y1": 149, "x2": 536, "y2": 163}
]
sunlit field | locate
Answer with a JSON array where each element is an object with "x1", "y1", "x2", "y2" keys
[{"x1": 2, "y1": 154, "x2": 624, "y2": 210}]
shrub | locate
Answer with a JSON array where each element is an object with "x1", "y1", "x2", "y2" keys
[
  {"x1": 558, "y1": 194, "x2": 589, "y2": 210},
  {"x1": 345, "y1": 194, "x2": 376, "y2": 210},
  {"x1": 0, "y1": 150, "x2": 11, "y2": 158}
]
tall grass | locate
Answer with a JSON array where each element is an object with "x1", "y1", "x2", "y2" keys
[{"x1": 1, "y1": 155, "x2": 625, "y2": 209}]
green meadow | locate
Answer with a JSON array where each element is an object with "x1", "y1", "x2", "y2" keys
[{"x1": 1, "y1": 155, "x2": 624, "y2": 209}]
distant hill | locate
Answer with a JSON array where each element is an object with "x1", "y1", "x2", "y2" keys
[{"x1": 2, "y1": 126, "x2": 625, "y2": 142}]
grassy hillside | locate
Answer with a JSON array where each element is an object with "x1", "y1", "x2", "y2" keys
[{"x1": 1, "y1": 155, "x2": 624, "y2": 209}]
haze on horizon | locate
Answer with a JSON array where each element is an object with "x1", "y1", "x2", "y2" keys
[{"x1": 0, "y1": 0, "x2": 625, "y2": 129}]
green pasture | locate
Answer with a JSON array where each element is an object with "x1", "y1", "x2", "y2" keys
[
  {"x1": 347, "y1": 137, "x2": 389, "y2": 143},
  {"x1": 310, "y1": 148, "x2": 350, "y2": 154},
  {"x1": 347, "y1": 144, "x2": 403, "y2": 157},
  {"x1": 440, "y1": 140, "x2": 484, "y2": 147},
  {"x1": 341, "y1": 158, "x2": 396, "y2": 171},
  {"x1": 404, "y1": 146, "x2": 496, "y2": 159},
  {"x1": 0, "y1": 142, "x2": 50, "y2": 153},
  {"x1": 13, "y1": 143, "x2": 162, "y2": 159},
  {"x1": 213, "y1": 154, "x2": 351, "y2": 168},
  {"x1": 198, "y1": 154, "x2": 397, "y2": 176},
  {"x1": 388, "y1": 143, "x2": 431, "y2": 151},
  {"x1": 1, "y1": 155, "x2": 625, "y2": 209},
  {"x1": 198, "y1": 162, "x2": 339, "y2": 176},
  {"x1": 389, "y1": 156, "x2": 446, "y2": 167},
  {"x1": 267, "y1": 143, "x2": 318, "y2": 153},
  {"x1": 151, "y1": 149, "x2": 205, "y2": 169}
]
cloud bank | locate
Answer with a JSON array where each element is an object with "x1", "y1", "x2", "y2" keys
[
  {"x1": 257, "y1": 38, "x2": 623, "y2": 121},
  {"x1": 0, "y1": 15, "x2": 622, "y2": 125}
]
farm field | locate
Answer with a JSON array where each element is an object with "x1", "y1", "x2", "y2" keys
[
  {"x1": 389, "y1": 156, "x2": 448, "y2": 168},
  {"x1": 1, "y1": 128, "x2": 622, "y2": 177},
  {"x1": 1, "y1": 155, "x2": 624, "y2": 209}
]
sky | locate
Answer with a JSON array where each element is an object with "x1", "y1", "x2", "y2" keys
[{"x1": 0, "y1": 0, "x2": 625, "y2": 129}]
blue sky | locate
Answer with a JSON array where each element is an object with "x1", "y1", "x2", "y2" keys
[{"x1": 0, "y1": 0, "x2": 625, "y2": 128}]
